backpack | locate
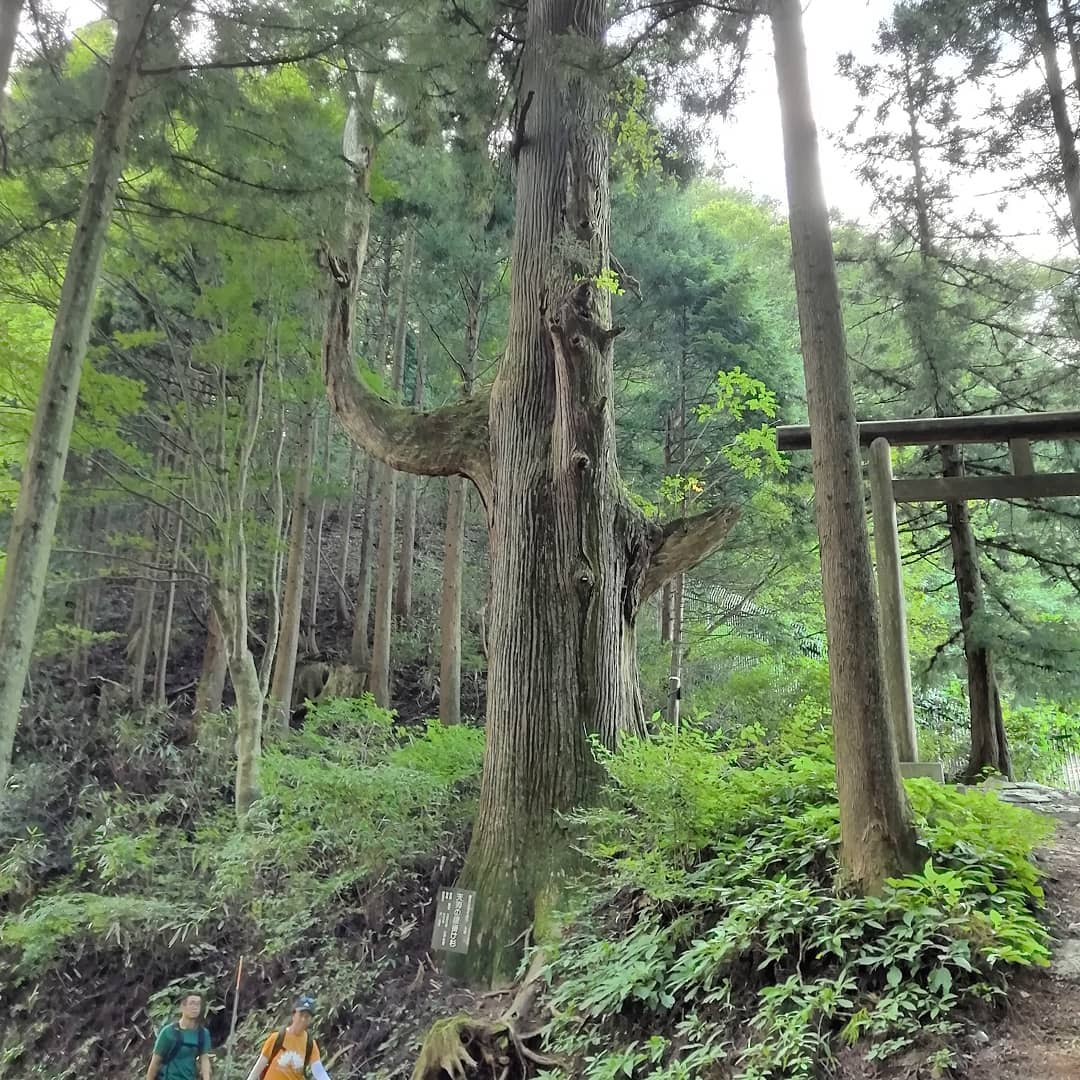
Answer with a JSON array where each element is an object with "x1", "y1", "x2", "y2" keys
[
  {"x1": 161, "y1": 1023, "x2": 207, "y2": 1071},
  {"x1": 270, "y1": 1027, "x2": 314, "y2": 1075}
]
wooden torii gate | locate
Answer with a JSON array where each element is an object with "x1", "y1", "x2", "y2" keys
[{"x1": 775, "y1": 410, "x2": 1080, "y2": 770}]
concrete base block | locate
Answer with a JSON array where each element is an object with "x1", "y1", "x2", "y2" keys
[{"x1": 900, "y1": 761, "x2": 945, "y2": 782}]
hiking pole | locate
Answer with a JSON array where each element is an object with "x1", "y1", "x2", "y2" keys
[{"x1": 223, "y1": 956, "x2": 244, "y2": 1080}]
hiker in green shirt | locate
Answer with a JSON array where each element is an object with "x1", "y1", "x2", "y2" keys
[{"x1": 146, "y1": 991, "x2": 212, "y2": 1080}]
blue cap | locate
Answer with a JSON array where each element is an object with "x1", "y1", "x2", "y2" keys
[{"x1": 294, "y1": 994, "x2": 316, "y2": 1014}]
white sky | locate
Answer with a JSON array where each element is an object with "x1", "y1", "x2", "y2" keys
[{"x1": 40, "y1": 0, "x2": 1072, "y2": 257}]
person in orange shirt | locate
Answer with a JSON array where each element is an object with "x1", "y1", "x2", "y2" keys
[{"x1": 244, "y1": 995, "x2": 332, "y2": 1080}]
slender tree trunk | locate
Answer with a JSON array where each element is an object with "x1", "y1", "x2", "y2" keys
[
  {"x1": 268, "y1": 408, "x2": 316, "y2": 730},
  {"x1": 439, "y1": 287, "x2": 481, "y2": 726},
  {"x1": 0, "y1": 0, "x2": 153, "y2": 785},
  {"x1": 771, "y1": 0, "x2": 919, "y2": 892},
  {"x1": 304, "y1": 414, "x2": 331, "y2": 655},
  {"x1": 0, "y1": 0, "x2": 24, "y2": 170},
  {"x1": 350, "y1": 461, "x2": 379, "y2": 671},
  {"x1": 130, "y1": 506, "x2": 162, "y2": 709},
  {"x1": 336, "y1": 445, "x2": 358, "y2": 624},
  {"x1": 195, "y1": 604, "x2": 228, "y2": 720},
  {"x1": 1062, "y1": 0, "x2": 1080, "y2": 97},
  {"x1": 666, "y1": 573, "x2": 684, "y2": 728},
  {"x1": 941, "y1": 447, "x2": 1013, "y2": 779},
  {"x1": 153, "y1": 514, "x2": 183, "y2": 708},
  {"x1": 370, "y1": 226, "x2": 415, "y2": 707},
  {"x1": 349, "y1": 209, "x2": 392, "y2": 675},
  {"x1": 1034, "y1": 0, "x2": 1080, "y2": 249},
  {"x1": 394, "y1": 341, "x2": 424, "y2": 623}
]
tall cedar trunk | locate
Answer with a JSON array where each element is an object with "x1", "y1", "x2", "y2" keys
[
  {"x1": 304, "y1": 415, "x2": 331, "y2": 654},
  {"x1": 370, "y1": 226, "x2": 415, "y2": 707},
  {"x1": 439, "y1": 286, "x2": 481, "y2": 725},
  {"x1": 336, "y1": 446, "x2": 358, "y2": 623},
  {"x1": 195, "y1": 605, "x2": 228, "y2": 720},
  {"x1": 1033, "y1": 0, "x2": 1080, "y2": 249},
  {"x1": 350, "y1": 233, "x2": 393, "y2": 672},
  {"x1": 0, "y1": 0, "x2": 152, "y2": 784},
  {"x1": 153, "y1": 514, "x2": 183, "y2": 707},
  {"x1": 942, "y1": 447, "x2": 1014, "y2": 778},
  {"x1": 771, "y1": 0, "x2": 919, "y2": 892},
  {"x1": 452, "y1": 0, "x2": 659, "y2": 985},
  {"x1": 1063, "y1": 0, "x2": 1080, "y2": 97},
  {"x1": 0, "y1": 0, "x2": 24, "y2": 168},
  {"x1": 323, "y1": 0, "x2": 738, "y2": 986},
  {"x1": 268, "y1": 408, "x2": 316, "y2": 730},
  {"x1": 658, "y1": 414, "x2": 675, "y2": 642},
  {"x1": 258, "y1": 414, "x2": 289, "y2": 697},
  {"x1": 899, "y1": 66, "x2": 1012, "y2": 777},
  {"x1": 394, "y1": 343, "x2": 424, "y2": 622}
]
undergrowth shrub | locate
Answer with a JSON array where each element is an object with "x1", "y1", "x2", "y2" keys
[
  {"x1": 540, "y1": 726, "x2": 1053, "y2": 1079},
  {"x1": 0, "y1": 697, "x2": 484, "y2": 1078}
]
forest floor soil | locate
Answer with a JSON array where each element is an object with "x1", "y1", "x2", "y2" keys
[{"x1": 960, "y1": 785, "x2": 1080, "y2": 1080}]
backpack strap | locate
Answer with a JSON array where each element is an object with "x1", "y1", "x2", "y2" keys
[
  {"x1": 270, "y1": 1027, "x2": 288, "y2": 1062},
  {"x1": 161, "y1": 1024, "x2": 183, "y2": 1066},
  {"x1": 303, "y1": 1032, "x2": 314, "y2": 1072}
]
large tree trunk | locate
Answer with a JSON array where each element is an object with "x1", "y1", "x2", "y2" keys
[
  {"x1": 305, "y1": 415, "x2": 332, "y2": 654},
  {"x1": 0, "y1": 0, "x2": 152, "y2": 785},
  {"x1": 268, "y1": 408, "x2": 316, "y2": 730},
  {"x1": 394, "y1": 343, "x2": 425, "y2": 623},
  {"x1": 666, "y1": 573, "x2": 684, "y2": 728},
  {"x1": 941, "y1": 447, "x2": 1013, "y2": 778},
  {"x1": 194, "y1": 604, "x2": 228, "y2": 720},
  {"x1": 323, "y1": 0, "x2": 738, "y2": 986},
  {"x1": 1033, "y1": 0, "x2": 1080, "y2": 249},
  {"x1": 370, "y1": 226, "x2": 415, "y2": 707},
  {"x1": 771, "y1": 0, "x2": 919, "y2": 892}
]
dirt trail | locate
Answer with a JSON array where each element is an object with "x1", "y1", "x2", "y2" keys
[{"x1": 963, "y1": 786, "x2": 1080, "y2": 1079}]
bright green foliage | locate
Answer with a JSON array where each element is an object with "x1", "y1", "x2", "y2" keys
[
  {"x1": 0, "y1": 697, "x2": 483, "y2": 995},
  {"x1": 540, "y1": 727, "x2": 1053, "y2": 1078}
]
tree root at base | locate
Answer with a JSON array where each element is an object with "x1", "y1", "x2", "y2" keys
[{"x1": 411, "y1": 964, "x2": 560, "y2": 1079}]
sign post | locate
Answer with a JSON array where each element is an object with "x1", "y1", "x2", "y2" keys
[{"x1": 431, "y1": 887, "x2": 476, "y2": 955}]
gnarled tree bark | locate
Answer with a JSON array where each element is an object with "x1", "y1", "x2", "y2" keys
[{"x1": 323, "y1": 0, "x2": 737, "y2": 983}]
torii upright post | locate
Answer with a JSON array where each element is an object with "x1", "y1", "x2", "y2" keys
[{"x1": 867, "y1": 438, "x2": 918, "y2": 762}]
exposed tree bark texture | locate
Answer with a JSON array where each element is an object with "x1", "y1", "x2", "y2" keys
[
  {"x1": 394, "y1": 342, "x2": 425, "y2": 623},
  {"x1": 1033, "y1": 0, "x2": 1080, "y2": 250},
  {"x1": 0, "y1": 0, "x2": 24, "y2": 170},
  {"x1": 942, "y1": 446, "x2": 1014, "y2": 779},
  {"x1": 323, "y1": 0, "x2": 737, "y2": 986},
  {"x1": 370, "y1": 225, "x2": 415, "y2": 707},
  {"x1": 439, "y1": 284, "x2": 481, "y2": 726},
  {"x1": 194, "y1": 604, "x2": 228, "y2": 720},
  {"x1": 216, "y1": 585, "x2": 262, "y2": 817},
  {"x1": 770, "y1": 0, "x2": 920, "y2": 892},
  {"x1": 0, "y1": 0, "x2": 153, "y2": 785},
  {"x1": 336, "y1": 445, "x2": 358, "y2": 624},
  {"x1": 305, "y1": 413, "x2": 331, "y2": 654},
  {"x1": 268, "y1": 408, "x2": 315, "y2": 731},
  {"x1": 153, "y1": 513, "x2": 183, "y2": 708}
]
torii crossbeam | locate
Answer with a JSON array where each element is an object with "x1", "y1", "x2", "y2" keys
[{"x1": 775, "y1": 409, "x2": 1080, "y2": 772}]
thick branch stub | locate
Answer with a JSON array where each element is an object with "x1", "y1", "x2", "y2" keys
[
  {"x1": 640, "y1": 504, "x2": 741, "y2": 603},
  {"x1": 321, "y1": 273, "x2": 493, "y2": 497}
]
